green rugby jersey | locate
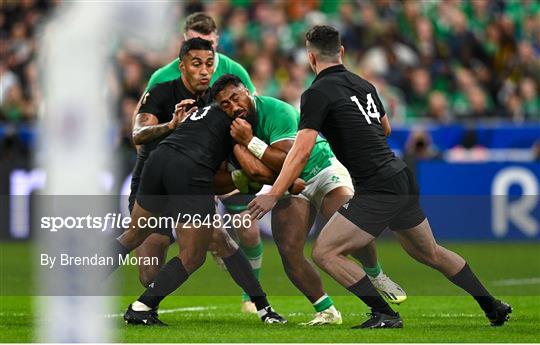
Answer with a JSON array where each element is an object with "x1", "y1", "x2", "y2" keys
[
  {"x1": 253, "y1": 96, "x2": 335, "y2": 182},
  {"x1": 145, "y1": 52, "x2": 256, "y2": 93}
]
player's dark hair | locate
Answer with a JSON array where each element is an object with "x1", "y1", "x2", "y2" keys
[
  {"x1": 178, "y1": 38, "x2": 214, "y2": 60},
  {"x1": 210, "y1": 74, "x2": 245, "y2": 100},
  {"x1": 305, "y1": 25, "x2": 341, "y2": 60},
  {"x1": 184, "y1": 12, "x2": 217, "y2": 34}
]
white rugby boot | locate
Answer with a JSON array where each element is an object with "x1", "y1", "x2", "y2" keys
[
  {"x1": 301, "y1": 306, "x2": 343, "y2": 326},
  {"x1": 369, "y1": 272, "x2": 407, "y2": 304}
]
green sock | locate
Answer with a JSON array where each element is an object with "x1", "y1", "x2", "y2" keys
[
  {"x1": 313, "y1": 294, "x2": 334, "y2": 312},
  {"x1": 239, "y1": 241, "x2": 263, "y2": 302},
  {"x1": 363, "y1": 261, "x2": 382, "y2": 278}
]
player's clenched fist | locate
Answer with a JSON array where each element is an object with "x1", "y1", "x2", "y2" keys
[
  {"x1": 168, "y1": 99, "x2": 198, "y2": 130},
  {"x1": 230, "y1": 118, "x2": 253, "y2": 146}
]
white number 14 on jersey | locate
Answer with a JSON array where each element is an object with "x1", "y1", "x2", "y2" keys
[{"x1": 350, "y1": 93, "x2": 381, "y2": 124}]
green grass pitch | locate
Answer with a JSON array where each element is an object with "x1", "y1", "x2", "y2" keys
[{"x1": 1, "y1": 241, "x2": 539, "y2": 342}]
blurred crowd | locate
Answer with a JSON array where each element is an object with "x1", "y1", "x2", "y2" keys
[{"x1": 1, "y1": 0, "x2": 539, "y2": 164}]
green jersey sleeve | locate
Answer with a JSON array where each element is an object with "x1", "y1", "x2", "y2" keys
[
  {"x1": 256, "y1": 97, "x2": 299, "y2": 145},
  {"x1": 145, "y1": 59, "x2": 181, "y2": 92}
]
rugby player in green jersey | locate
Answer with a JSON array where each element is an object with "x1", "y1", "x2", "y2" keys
[
  {"x1": 132, "y1": 12, "x2": 262, "y2": 314},
  {"x1": 211, "y1": 74, "x2": 407, "y2": 326}
]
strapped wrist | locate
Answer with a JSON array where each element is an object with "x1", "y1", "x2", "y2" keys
[{"x1": 247, "y1": 136, "x2": 268, "y2": 159}]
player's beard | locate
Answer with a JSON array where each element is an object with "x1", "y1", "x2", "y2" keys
[{"x1": 244, "y1": 102, "x2": 258, "y2": 129}]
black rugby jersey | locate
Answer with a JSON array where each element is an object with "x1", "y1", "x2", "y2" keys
[
  {"x1": 128, "y1": 78, "x2": 213, "y2": 210},
  {"x1": 136, "y1": 79, "x2": 210, "y2": 164},
  {"x1": 299, "y1": 64, "x2": 405, "y2": 185},
  {"x1": 160, "y1": 104, "x2": 233, "y2": 172}
]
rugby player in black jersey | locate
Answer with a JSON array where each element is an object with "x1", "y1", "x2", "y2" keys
[
  {"x1": 248, "y1": 25, "x2": 511, "y2": 329},
  {"x1": 112, "y1": 38, "x2": 286, "y2": 326},
  {"x1": 128, "y1": 38, "x2": 212, "y2": 272},
  {"x1": 132, "y1": 16, "x2": 267, "y2": 314}
]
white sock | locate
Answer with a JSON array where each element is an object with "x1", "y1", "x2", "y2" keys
[
  {"x1": 370, "y1": 270, "x2": 384, "y2": 279},
  {"x1": 132, "y1": 301, "x2": 152, "y2": 311},
  {"x1": 312, "y1": 294, "x2": 328, "y2": 306},
  {"x1": 325, "y1": 305, "x2": 338, "y2": 314}
]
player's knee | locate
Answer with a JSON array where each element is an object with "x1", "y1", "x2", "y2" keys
[
  {"x1": 430, "y1": 245, "x2": 446, "y2": 267},
  {"x1": 179, "y1": 251, "x2": 206, "y2": 273},
  {"x1": 209, "y1": 229, "x2": 225, "y2": 248},
  {"x1": 237, "y1": 226, "x2": 260, "y2": 247},
  {"x1": 210, "y1": 230, "x2": 237, "y2": 257},
  {"x1": 276, "y1": 240, "x2": 304, "y2": 262},
  {"x1": 118, "y1": 229, "x2": 149, "y2": 251},
  {"x1": 311, "y1": 243, "x2": 329, "y2": 269},
  {"x1": 416, "y1": 245, "x2": 442, "y2": 268}
]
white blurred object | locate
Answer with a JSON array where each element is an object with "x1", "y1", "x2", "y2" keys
[
  {"x1": 36, "y1": 2, "x2": 174, "y2": 342},
  {"x1": 361, "y1": 43, "x2": 419, "y2": 76}
]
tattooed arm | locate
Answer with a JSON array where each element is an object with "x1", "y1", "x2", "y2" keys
[{"x1": 132, "y1": 99, "x2": 197, "y2": 145}]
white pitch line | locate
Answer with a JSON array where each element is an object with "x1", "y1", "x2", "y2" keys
[
  {"x1": 492, "y1": 277, "x2": 540, "y2": 286},
  {"x1": 0, "y1": 312, "x2": 27, "y2": 317},
  {"x1": 420, "y1": 313, "x2": 482, "y2": 318},
  {"x1": 105, "y1": 306, "x2": 216, "y2": 318}
]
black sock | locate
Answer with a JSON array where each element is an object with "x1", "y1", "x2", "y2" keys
[
  {"x1": 449, "y1": 263, "x2": 495, "y2": 313},
  {"x1": 222, "y1": 249, "x2": 269, "y2": 310},
  {"x1": 347, "y1": 275, "x2": 396, "y2": 316},
  {"x1": 138, "y1": 257, "x2": 189, "y2": 309}
]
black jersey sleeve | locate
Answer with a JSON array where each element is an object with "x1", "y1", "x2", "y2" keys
[
  {"x1": 299, "y1": 88, "x2": 331, "y2": 131},
  {"x1": 139, "y1": 84, "x2": 167, "y2": 119},
  {"x1": 369, "y1": 83, "x2": 387, "y2": 119}
]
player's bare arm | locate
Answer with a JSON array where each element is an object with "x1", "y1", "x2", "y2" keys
[
  {"x1": 132, "y1": 99, "x2": 197, "y2": 145},
  {"x1": 132, "y1": 113, "x2": 169, "y2": 145},
  {"x1": 382, "y1": 116, "x2": 391, "y2": 137},
  {"x1": 131, "y1": 96, "x2": 144, "y2": 152},
  {"x1": 233, "y1": 144, "x2": 305, "y2": 194},
  {"x1": 230, "y1": 118, "x2": 293, "y2": 172},
  {"x1": 233, "y1": 144, "x2": 276, "y2": 184},
  {"x1": 248, "y1": 129, "x2": 318, "y2": 219}
]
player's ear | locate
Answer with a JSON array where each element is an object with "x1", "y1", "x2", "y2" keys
[
  {"x1": 179, "y1": 59, "x2": 185, "y2": 73},
  {"x1": 340, "y1": 46, "x2": 344, "y2": 59},
  {"x1": 308, "y1": 51, "x2": 316, "y2": 69}
]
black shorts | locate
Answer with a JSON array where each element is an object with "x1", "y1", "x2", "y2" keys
[
  {"x1": 338, "y1": 167, "x2": 426, "y2": 237},
  {"x1": 136, "y1": 145, "x2": 215, "y2": 219},
  {"x1": 129, "y1": 159, "x2": 174, "y2": 242}
]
